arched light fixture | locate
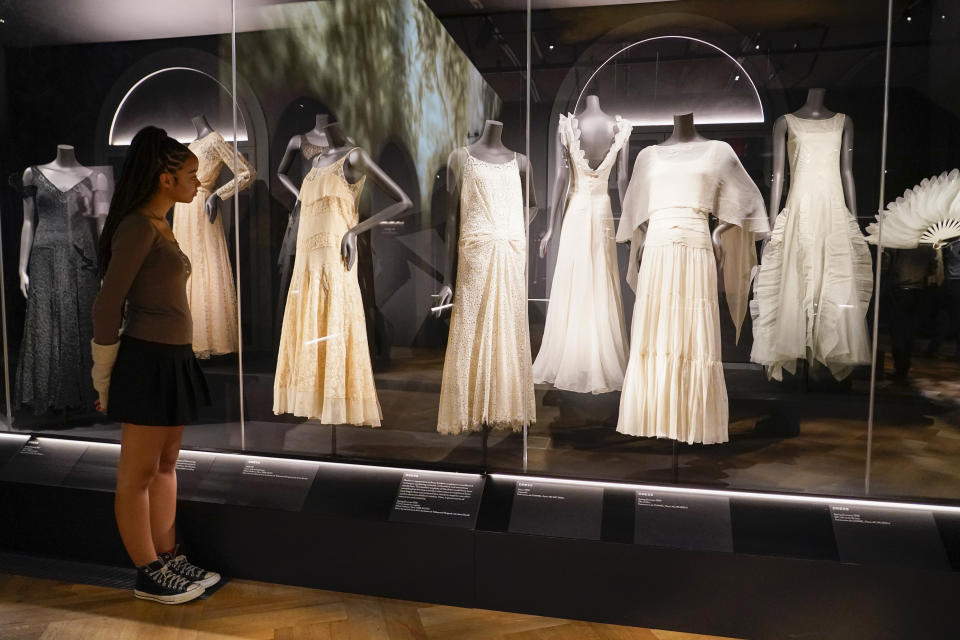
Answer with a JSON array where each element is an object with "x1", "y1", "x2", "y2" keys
[
  {"x1": 109, "y1": 66, "x2": 248, "y2": 145},
  {"x1": 574, "y1": 35, "x2": 765, "y2": 126}
]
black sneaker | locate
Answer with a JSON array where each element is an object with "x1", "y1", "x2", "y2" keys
[
  {"x1": 134, "y1": 560, "x2": 205, "y2": 604},
  {"x1": 159, "y1": 551, "x2": 221, "y2": 589}
]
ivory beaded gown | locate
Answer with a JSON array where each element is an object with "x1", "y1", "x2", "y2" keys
[
  {"x1": 437, "y1": 149, "x2": 535, "y2": 434},
  {"x1": 750, "y1": 114, "x2": 873, "y2": 381},
  {"x1": 172, "y1": 131, "x2": 255, "y2": 358},
  {"x1": 532, "y1": 113, "x2": 632, "y2": 394},
  {"x1": 617, "y1": 141, "x2": 768, "y2": 444},
  {"x1": 273, "y1": 150, "x2": 381, "y2": 425}
]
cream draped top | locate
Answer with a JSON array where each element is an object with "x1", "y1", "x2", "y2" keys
[{"x1": 617, "y1": 140, "x2": 770, "y2": 340}]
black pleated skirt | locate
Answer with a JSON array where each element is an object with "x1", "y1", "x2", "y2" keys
[{"x1": 108, "y1": 336, "x2": 210, "y2": 426}]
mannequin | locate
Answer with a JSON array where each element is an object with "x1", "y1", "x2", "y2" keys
[
  {"x1": 191, "y1": 114, "x2": 228, "y2": 223},
  {"x1": 276, "y1": 113, "x2": 331, "y2": 200},
  {"x1": 312, "y1": 121, "x2": 413, "y2": 268},
  {"x1": 19, "y1": 145, "x2": 104, "y2": 297},
  {"x1": 768, "y1": 88, "x2": 857, "y2": 227},
  {"x1": 272, "y1": 120, "x2": 411, "y2": 424},
  {"x1": 435, "y1": 118, "x2": 538, "y2": 435},
  {"x1": 175, "y1": 115, "x2": 256, "y2": 357},
  {"x1": 16, "y1": 145, "x2": 106, "y2": 413},
  {"x1": 750, "y1": 88, "x2": 870, "y2": 382},
  {"x1": 436, "y1": 119, "x2": 537, "y2": 312},
  {"x1": 636, "y1": 114, "x2": 732, "y2": 270},
  {"x1": 274, "y1": 113, "x2": 334, "y2": 321},
  {"x1": 538, "y1": 95, "x2": 629, "y2": 258}
]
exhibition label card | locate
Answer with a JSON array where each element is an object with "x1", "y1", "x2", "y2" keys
[
  {"x1": 193, "y1": 454, "x2": 320, "y2": 511},
  {"x1": 830, "y1": 504, "x2": 949, "y2": 571},
  {"x1": 0, "y1": 433, "x2": 29, "y2": 469},
  {"x1": 62, "y1": 442, "x2": 120, "y2": 492},
  {"x1": 634, "y1": 490, "x2": 733, "y2": 552},
  {"x1": 172, "y1": 450, "x2": 218, "y2": 500},
  {"x1": 389, "y1": 470, "x2": 484, "y2": 529},
  {"x1": 0, "y1": 437, "x2": 87, "y2": 487},
  {"x1": 508, "y1": 480, "x2": 603, "y2": 540}
]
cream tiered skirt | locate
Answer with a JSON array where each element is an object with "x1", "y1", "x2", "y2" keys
[{"x1": 617, "y1": 209, "x2": 728, "y2": 445}]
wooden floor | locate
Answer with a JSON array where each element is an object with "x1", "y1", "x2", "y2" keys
[{"x1": 0, "y1": 573, "x2": 741, "y2": 640}]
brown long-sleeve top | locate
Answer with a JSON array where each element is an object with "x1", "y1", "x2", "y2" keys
[{"x1": 92, "y1": 213, "x2": 192, "y2": 346}]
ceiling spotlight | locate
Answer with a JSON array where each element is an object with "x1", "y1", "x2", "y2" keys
[
  {"x1": 548, "y1": 44, "x2": 555, "y2": 50},
  {"x1": 754, "y1": 43, "x2": 760, "y2": 50},
  {"x1": 734, "y1": 74, "x2": 741, "y2": 81},
  {"x1": 905, "y1": 10, "x2": 912, "y2": 22},
  {"x1": 0, "y1": 18, "x2": 6, "y2": 24}
]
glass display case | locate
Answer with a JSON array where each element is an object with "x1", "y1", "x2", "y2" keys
[{"x1": 0, "y1": 0, "x2": 957, "y2": 505}]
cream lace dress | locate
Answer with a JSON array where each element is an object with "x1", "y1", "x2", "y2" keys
[
  {"x1": 437, "y1": 148, "x2": 535, "y2": 434},
  {"x1": 273, "y1": 150, "x2": 381, "y2": 425},
  {"x1": 172, "y1": 131, "x2": 255, "y2": 358},
  {"x1": 617, "y1": 141, "x2": 768, "y2": 444},
  {"x1": 532, "y1": 113, "x2": 632, "y2": 393},
  {"x1": 750, "y1": 114, "x2": 873, "y2": 381}
]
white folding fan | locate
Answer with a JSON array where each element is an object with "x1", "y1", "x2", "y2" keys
[{"x1": 866, "y1": 169, "x2": 960, "y2": 249}]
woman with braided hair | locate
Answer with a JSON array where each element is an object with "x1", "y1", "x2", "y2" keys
[{"x1": 91, "y1": 126, "x2": 218, "y2": 604}]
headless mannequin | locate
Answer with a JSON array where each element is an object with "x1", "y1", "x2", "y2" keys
[
  {"x1": 191, "y1": 114, "x2": 228, "y2": 224},
  {"x1": 538, "y1": 95, "x2": 629, "y2": 257},
  {"x1": 435, "y1": 119, "x2": 538, "y2": 314},
  {"x1": 640, "y1": 114, "x2": 731, "y2": 269},
  {"x1": 768, "y1": 88, "x2": 857, "y2": 228},
  {"x1": 19, "y1": 145, "x2": 103, "y2": 298},
  {"x1": 276, "y1": 113, "x2": 332, "y2": 200},
  {"x1": 309, "y1": 121, "x2": 413, "y2": 270}
]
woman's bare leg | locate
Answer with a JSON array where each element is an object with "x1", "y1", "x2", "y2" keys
[
  {"x1": 149, "y1": 427, "x2": 183, "y2": 555},
  {"x1": 115, "y1": 424, "x2": 170, "y2": 566}
]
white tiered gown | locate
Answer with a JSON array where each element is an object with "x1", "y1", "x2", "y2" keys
[{"x1": 617, "y1": 141, "x2": 768, "y2": 444}]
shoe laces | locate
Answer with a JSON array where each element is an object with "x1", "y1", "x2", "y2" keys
[
  {"x1": 167, "y1": 554, "x2": 206, "y2": 580},
  {"x1": 150, "y1": 564, "x2": 195, "y2": 591}
]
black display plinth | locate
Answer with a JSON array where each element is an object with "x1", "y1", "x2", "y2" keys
[{"x1": 0, "y1": 436, "x2": 958, "y2": 640}]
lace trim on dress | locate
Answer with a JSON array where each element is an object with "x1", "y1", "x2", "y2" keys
[{"x1": 559, "y1": 113, "x2": 633, "y2": 175}]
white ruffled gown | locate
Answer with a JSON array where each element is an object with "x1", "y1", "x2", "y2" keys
[
  {"x1": 750, "y1": 114, "x2": 873, "y2": 381},
  {"x1": 532, "y1": 114, "x2": 632, "y2": 394}
]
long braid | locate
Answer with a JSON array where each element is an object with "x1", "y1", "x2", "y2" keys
[{"x1": 98, "y1": 127, "x2": 194, "y2": 277}]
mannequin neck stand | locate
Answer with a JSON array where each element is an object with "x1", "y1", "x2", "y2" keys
[
  {"x1": 192, "y1": 114, "x2": 215, "y2": 139},
  {"x1": 304, "y1": 114, "x2": 332, "y2": 148},
  {"x1": 578, "y1": 94, "x2": 608, "y2": 118},
  {"x1": 793, "y1": 88, "x2": 835, "y2": 120},
  {"x1": 38, "y1": 145, "x2": 92, "y2": 189},
  {"x1": 661, "y1": 113, "x2": 708, "y2": 146},
  {"x1": 468, "y1": 120, "x2": 514, "y2": 163}
]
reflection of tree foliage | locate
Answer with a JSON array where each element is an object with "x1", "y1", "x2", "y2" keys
[{"x1": 238, "y1": 0, "x2": 500, "y2": 224}]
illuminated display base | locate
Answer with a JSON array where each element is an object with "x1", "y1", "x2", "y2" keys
[{"x1": 0, "y1": 433, "x2": 957, "y2": 639}]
